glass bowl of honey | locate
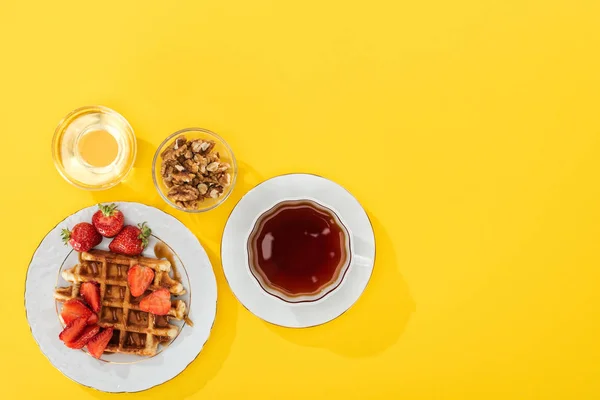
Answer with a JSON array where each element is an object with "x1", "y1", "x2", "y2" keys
[{"x1": 52, "y1": 106, "x2": 137, "y2": 190}]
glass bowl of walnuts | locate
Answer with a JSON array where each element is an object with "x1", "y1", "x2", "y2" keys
[{"x1": 152, "y1": 128, "x2": 237, "y2": 212}]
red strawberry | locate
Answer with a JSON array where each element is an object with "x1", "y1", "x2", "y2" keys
[
  {"x1": 87, "y1": 327, "x2": 114, "y2": 359},
  {"x1": 92, "y1": 203, "x2": 125, "y2": 238},
  {"x1": 59, "y1": 317, "x2": 87, "y2": 343},
  {"x1": 80, "y1": 281, "x2": 101, "y2": 313},
  {"x1": 139, "y1": 288, "x2": 171, "y2": 316},
  {"x1": 65, "y1": 325, "x2": 100, "y2": 349},
  {"x1": 109, "y1": 223, "x2": 151, "y2": 256},
  {"x1": 60, "y1": 299, "x2": 97, "y2": 325},
  {"x1": 127, "y1": 264, "x2": 155, "y2": 297},
  {"x1": 61, "y1": 223, "x2": 102, "y2": 252},
  {"x1": 87, "y1": 313, "x2": 98, "y2": 324}
]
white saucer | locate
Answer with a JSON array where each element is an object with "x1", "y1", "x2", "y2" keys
[
  {"x1": 221, "y1": 174, "x2": 375, "y2": 328},
  {"x1": 25, "y1": 202, "x2": 217, "y2": 392}
]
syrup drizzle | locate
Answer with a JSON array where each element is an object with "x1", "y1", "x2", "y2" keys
[
  {"x1": 153, "y1": 242, "x2": 181, "y2": 282},
  {"x1": 153, "y1": 242, "x2": 193, "y2": 326}
]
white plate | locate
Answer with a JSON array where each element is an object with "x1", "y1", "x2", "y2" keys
[
  {"x1": 221, "y1": 174, "x2": 375, "y2": 328},
  {"x1": 25, "y1": 202, "x2": 217, "y2": 392}
]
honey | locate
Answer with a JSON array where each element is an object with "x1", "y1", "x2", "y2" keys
[
  {"x1": 77, "y1": 129, "x2": 118, "y2": 167},
  {"x1": 154, "y1": 242, "x2": 181, "y2": 282},
  {"x1": 52, "y1": 106, "x2": 137, "y2": 190}
]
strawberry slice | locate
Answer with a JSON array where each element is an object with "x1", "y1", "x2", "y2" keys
[
  {"x1": 127, "y1": 264, "x2": 155, "y2": 297},
  {"x1": 87, "y1": 313, "x2": 98, "y2": 325},
  {"x1": 87, "y1": 327, "x2": 114, "y2": 359},
  {"x1": 80, "y1": 281, "x2": 101, "y2": 313},
  {"x1": 61, "y1": 299, "x2": 93, "y2": 325},
  {"x1": 65, "y1": 325, "x2": 100, "y2": 349},
  {"x1": 58, "y1": 317, "x2": 87, "y2": 343},
  {"x1": 139, "y1": 288, "x2": 171, "y2": 316}
]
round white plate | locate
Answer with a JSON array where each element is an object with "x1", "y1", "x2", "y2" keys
[
  {"x1": 25, "y1": 202, "x2": 217, "y2": 392},
  {"x1": 221, "y1": 174, "x2": 375, "y2": 328}
]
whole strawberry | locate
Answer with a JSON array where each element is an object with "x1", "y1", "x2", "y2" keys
[
  {"x1": 109, "y1": 222, "x2": 151, "y2": 256},
  {"x1": 92, "y1": 203, "x2": 124, "y2": 237},
  {"x1": 61, "y1": 223, "x2": 102, "y2": 252}
]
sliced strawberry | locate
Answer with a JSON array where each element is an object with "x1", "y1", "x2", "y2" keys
[
  {"x1": 80, "y1": 281, "x2": 101, "y2": 313},
  {"x1": 87, "y1": 313, "x2": 98, "y2": 325},
  {"x1": 87, "y1": 327, "x2": 114, "y2": 359},
  {"x1": 60, "y1": 299, "x2": 93, "y2": 325},
  {"x1": 139, "y1": 288, "x2": 171, "y2": 316},
  {"x1": 59, "y1": 317, "x2": 87, "y2": 343},
  {"x1": 65, "y1": 325, "x2": 100, "y2": 349},
  {"x1": 127, "y1": 265, "x2": 155, "y2": 297}
]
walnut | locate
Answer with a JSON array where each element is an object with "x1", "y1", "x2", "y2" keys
[
  {"x1": 168, "y1": 184, "x2": 199, "y2": 201},
  {"x1": 217, "y1": 162, "x2": 230, "y2": 173},
  {"x1": 207, "y1": 152, "x2": 219, "y2": 164},
  {"x1": 208, "y1": 185, "x2": 225, "y2": 199},
  {"x1": 198, "y1": 183, "x2": 208, "y2": 195},
  {"x1": 173, "y1": 143, "x2": 188, "y2": 159},
  {"x1": 160, "y1": 134, "x2": 233, "y2": 209},
  {"x1": 200, "y1": 141, "x2": 215, "y2": 153},
  {"x1": 171, "y1": 172, "x2": 195, "y2": 183},
  {"x1": 189, "y1": 140, "x2": 203, "y2": 153},
  {"x1": 184, "y1": 159, "x2": 199, "y2": 173},
  {"x1": 161, "y1": 160, "x2": 175, "y2": 177},
  {"x1": 206, "y1": 162, "x2": 219, "y2": 172},
  {"x1": 218, "y1": 173, "x2": 231, "y2": 186},
  {"x1": 173, "y1": 135, "x2": 187, "y2": 149},
  {"x1": 183, "y1": 200, "x2": 198, "y2": 209},
  {"x1": 161, "y1": 148, "x2": 175, "y2": 161}
]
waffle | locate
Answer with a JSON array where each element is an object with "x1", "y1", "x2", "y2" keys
[{"x1": 54, "y1": 249, "x2": 187, "y2": 357}]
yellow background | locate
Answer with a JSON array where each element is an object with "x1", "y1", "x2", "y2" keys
[{"x1": 1, "y1": 0, "x2": 599, "y2": 398}]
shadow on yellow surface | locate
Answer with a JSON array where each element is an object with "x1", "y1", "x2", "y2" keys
[{"x1": 266, "y1": 214, "x2": 415, "y2": 358}]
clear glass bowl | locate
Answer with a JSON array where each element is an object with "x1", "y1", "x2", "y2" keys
[
  {"x1": 51, "y1": 105, "x2": 137, "y2": 190},
  {"x1": 152, "y1": 128, "x2": 237, "y2": 213}
]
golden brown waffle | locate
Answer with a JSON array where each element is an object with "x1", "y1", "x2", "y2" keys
[{"x1": 54, "y1": 249, "x2": 187, "y2": 357}]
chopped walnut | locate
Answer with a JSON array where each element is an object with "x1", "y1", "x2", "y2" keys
[
  {"x1": 171, "y1": 172, "x2": 195, "y2": 183},
  {"x1": 218, "y1": 172, "x2": 231, "y2": 186},
  {"x1": 198, "y1": 183, "x2": 208, "y2": 195},
  {"x1": 206, "y1": 162, "x2": 219, "y2": 172},
  {"x1": 160, "y1": 160, "x2": 174, "y2": 177},
  {"x1": 168, "y1": 184, "x2": 199, "y2": 201},
  {"x1": 160, "y1": 135, "x2": 232, "y2": 210},
  {"x1": 217, "y1": 162, "x2": 230, "y2": 173},
  {"x1": 173, "y1": 135, "x2": 187, "y2": 149},
  {"x1": 184, "y1": 159, "x2": 199, "y2": 173}
]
